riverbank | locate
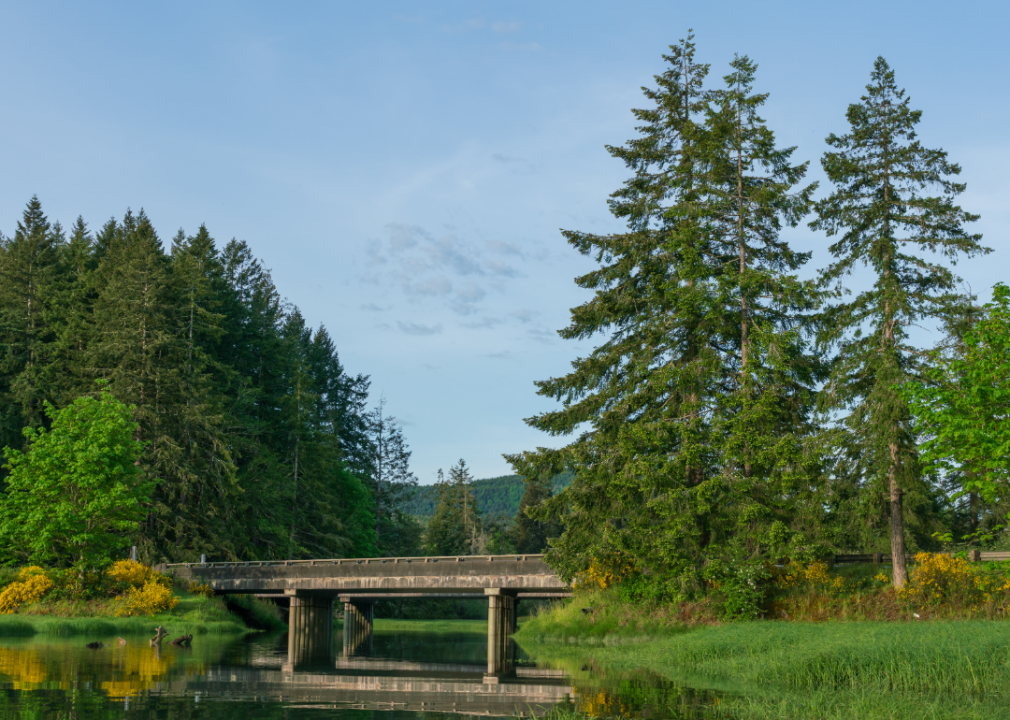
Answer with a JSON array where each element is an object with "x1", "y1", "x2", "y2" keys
[
  {"x1": 519, "y1": 621, "x2": 1010, "y2": 719},
  {"x1": 0, "y1": 589, "x2": 283, "y2": 637}
]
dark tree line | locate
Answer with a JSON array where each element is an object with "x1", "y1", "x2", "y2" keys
[{"x1": 0, "y1": 200, "x2": 416, "y2": 564}]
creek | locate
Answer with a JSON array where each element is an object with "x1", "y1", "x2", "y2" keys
[{"x1": 0, "y1": 623, "x2": 721, "y2": 719}]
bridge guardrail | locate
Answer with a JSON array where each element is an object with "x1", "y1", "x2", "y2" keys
[{"x1": 165, "y1": 554, "x2": 547, "y2": 569}]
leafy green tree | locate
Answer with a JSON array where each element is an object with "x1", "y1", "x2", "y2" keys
[
  {"x1": 811, "y1": 58, "x2": 988, "y2": 587},
  {"x1": 425, "y1": 461, "x2": 481, "y2": 556},
  {"x1": 905, "y1": 283, "x2": 1010, "y2": 518},
  {"x1": 0, "y1": 391, "x2": 155, "y2": 571}
]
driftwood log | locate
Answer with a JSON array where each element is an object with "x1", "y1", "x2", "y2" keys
[
  {"x1": 170, "y1": 633, "x2": 193, "y2": 647},
  {"x1": 85, "y1": 641, "x2": 104, "y2": 649},
  {"x1": 149, "y1": 626, "x2": 169, "y2": 647}
]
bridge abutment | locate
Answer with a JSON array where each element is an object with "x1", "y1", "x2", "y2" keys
[{"x1": 342, "y1": 599, "x2": 375, "y2": 656}]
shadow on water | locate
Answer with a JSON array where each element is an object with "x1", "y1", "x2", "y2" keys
[{"x1": 0, "y1": 627, "x2": 729, "y2": 720}]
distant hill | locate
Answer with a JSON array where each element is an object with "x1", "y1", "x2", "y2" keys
[{"x1": 399, "y1": 473, "x2": 572, "y2": 520}]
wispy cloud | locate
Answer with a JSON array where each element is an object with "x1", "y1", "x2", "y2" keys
[
  {"x1": 361, "y1": 302, "x2": 389, "y2": 311},
  {"x1": 463, "y1": 316, "x2": 504, "y2": 329},
  {"x1": 486, "y1": 239, "x2": 525, "y2": 257},
  {"x1": 365, "y1": 222, "x2": 528, "y2": 320},
  {"x1": 527, "y1": 327, "x2": 557, "y2": 344},
  {"x1": 486, "y1": 350, "x2": 515, "y2": 360},
  {"x1": 397, "y1": 321, "x2": 443, "y2": 336},
  {"x1": 511, "y1": 309, "x2": 538, "y2": 323}
]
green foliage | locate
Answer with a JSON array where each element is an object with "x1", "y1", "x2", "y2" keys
[
  {"x1": 905, "y1": 283, "x2": 1010, "y2": 508},
  {"x1": 0, "y1": 392, "x2": 153, "y2": 571}
]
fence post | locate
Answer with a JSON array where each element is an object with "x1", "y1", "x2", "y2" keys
[
  {"x1": 873, "y1": 552, "x2": 882, "y2": 567},
  {"x1": 130, "y1": 546, "x2": 137, "y2": 562},
  {"x1": 969, "y1": 549, "x2": 981, "y2": 562},
  {"x1": 200, "y1": 554, "x2": 207, "y2": 565}
]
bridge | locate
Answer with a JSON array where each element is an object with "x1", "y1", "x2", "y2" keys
[{"x1": 160, "y1": 554, "x2": 571, "y2": 673}]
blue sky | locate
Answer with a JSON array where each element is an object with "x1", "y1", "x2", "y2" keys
[{"x1": 1, "y1": 1, "x2": 1006, "y2": 483}]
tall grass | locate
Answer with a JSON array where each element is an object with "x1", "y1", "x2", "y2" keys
[
  {"x1": 517, "y1": 588, "x2": 691, "y2": 645},
  {"x1": 522, "y1": 621, "x2": 1010, "y2": 719}
]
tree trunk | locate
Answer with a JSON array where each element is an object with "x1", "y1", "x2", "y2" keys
[{"x1": 889, "y1": 442, "x2": 908, "y2": 588}]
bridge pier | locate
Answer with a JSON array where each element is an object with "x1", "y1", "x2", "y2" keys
[
  {"x1": 285, "y1": 594, "x2": 334, "y2": 669},
  {"x1": 342, "y1": 599, "x2": 375, "y2": 656},
  {"x1": 485, "y1": 589, "x2": 517, "y2": 675}
]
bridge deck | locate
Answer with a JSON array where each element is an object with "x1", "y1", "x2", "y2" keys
[{"x1": 160, "y1": 554, "x2": 569, "y2": 595}]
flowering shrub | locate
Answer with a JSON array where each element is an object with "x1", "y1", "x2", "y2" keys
[
  {"x1": 0, "y1": 567, "x2": 54, "y2": 613},
  {"x1": 895, "y1": 552, "x2": 1010, "y2": 608},
  {"x1": 573, "y1": 553, "x2": 634, "y2": 591},
  {"x1": 114, "y1": 579, "x2": 179, "y2": 617},
  {"x1": 106, "y1": 559, "x2": 151, "y2": 587},
  {"x1": 776, "y1": 561, "x2": 849, "y2": 594},
  {"x1": 187, "y1": 580, "x2": 214, "y2": 598}
]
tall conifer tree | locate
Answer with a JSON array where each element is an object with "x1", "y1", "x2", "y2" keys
[{"x1": 811, "y1": 58, "x2": 987, "y2": 587}]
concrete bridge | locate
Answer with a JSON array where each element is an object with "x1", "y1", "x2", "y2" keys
[{"x1": 161, "y1": 554, "x2": 571, "y2": 673}]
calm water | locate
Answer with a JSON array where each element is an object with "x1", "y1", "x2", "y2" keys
[{"x1": 0, "y1": 627, "x2": 721, "y2": 719}]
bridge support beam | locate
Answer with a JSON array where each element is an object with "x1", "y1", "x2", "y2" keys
[
  {"x1": 342, "y1": 599, "x2": 375, "y2": 656},
  {"x1": 285, "y1": 594, "x2": 334, "y2": 669},
  {"x1": 485, "y1": 589, "x2": 517, "y2": 676}
]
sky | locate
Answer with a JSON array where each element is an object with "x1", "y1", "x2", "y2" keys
[{"x1": 1, "y1": 1, "x2": 1007, "y2": 484}]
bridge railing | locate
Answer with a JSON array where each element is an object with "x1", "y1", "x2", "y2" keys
[{"x1": 164, "y1": 554, "x2": 547, "y2": 569}]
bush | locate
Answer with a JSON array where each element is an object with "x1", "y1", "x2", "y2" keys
[
  {"x1": 114, "y1": 579, "x2": 179, "y2": 617},
  {"x1": 105, "y1": 559, "x2": 151, "y2": 587},
  {"x1": 0, "y1": 567, "x2": 54, "y2": 614}
]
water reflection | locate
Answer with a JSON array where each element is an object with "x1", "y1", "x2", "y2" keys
[{"x1": 0, "y1": 628, "x2": 719, "y2": 719}]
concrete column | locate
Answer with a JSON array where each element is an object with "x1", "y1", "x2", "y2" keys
[
  {"x1": 342, "y1": 600, "x2": 374, "y2": 657},
  {"x1": 285, "y1": 595, "x2": 334, "y2": 669},
  {"x1": 485, "y1": 590, "x2": 516, "y2": 676}
]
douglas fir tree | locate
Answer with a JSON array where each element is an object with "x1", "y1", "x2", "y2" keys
[{"x1": 812, "y1": 58, "x2": 987, "y2": 588}]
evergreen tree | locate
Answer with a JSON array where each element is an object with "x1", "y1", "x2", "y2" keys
[
  {"x1": 512, "y1": 474, "x2": 560, "y2": 554},
  {"x1": 506, "y1": 39, "x2": 821, "y2": 601},
  {"x1": 704, "y1": 56, "x2": 823, "y2": 561},
  {"x1": 506, "y1": 34, "x2": 727, "y2": 597},
  {"x1": 366, "y1": 397, "x2": 418, "y2": 553},
  {"x1": 426, "y1": 461, "x2": 481, "y2": 556},
  {"x1": 0, "y1": 197, "x2": 62, "y2": 451},
  {"x1": 811, "y1": 58, "x2": 987, "y2": 587}
]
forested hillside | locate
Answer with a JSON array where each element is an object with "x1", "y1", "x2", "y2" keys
[
  {"x1": 0, "y1": 199, "x2": 416, "y2": 565},
  {"x1": 400, "y1": 473, "x2": 572, "y2": 520}
]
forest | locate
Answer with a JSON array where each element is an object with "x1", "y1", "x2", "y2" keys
[{"x1": 0, "y1": 201, "x2": 429, "y2": 565}]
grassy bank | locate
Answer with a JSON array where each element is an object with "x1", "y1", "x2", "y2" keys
[
  {"x1": 520, "y1": 621, "x2": 1010, "y2": 719},
  {"x1": 0, "y1": 589, "x2": 283, "y2": 637}
]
